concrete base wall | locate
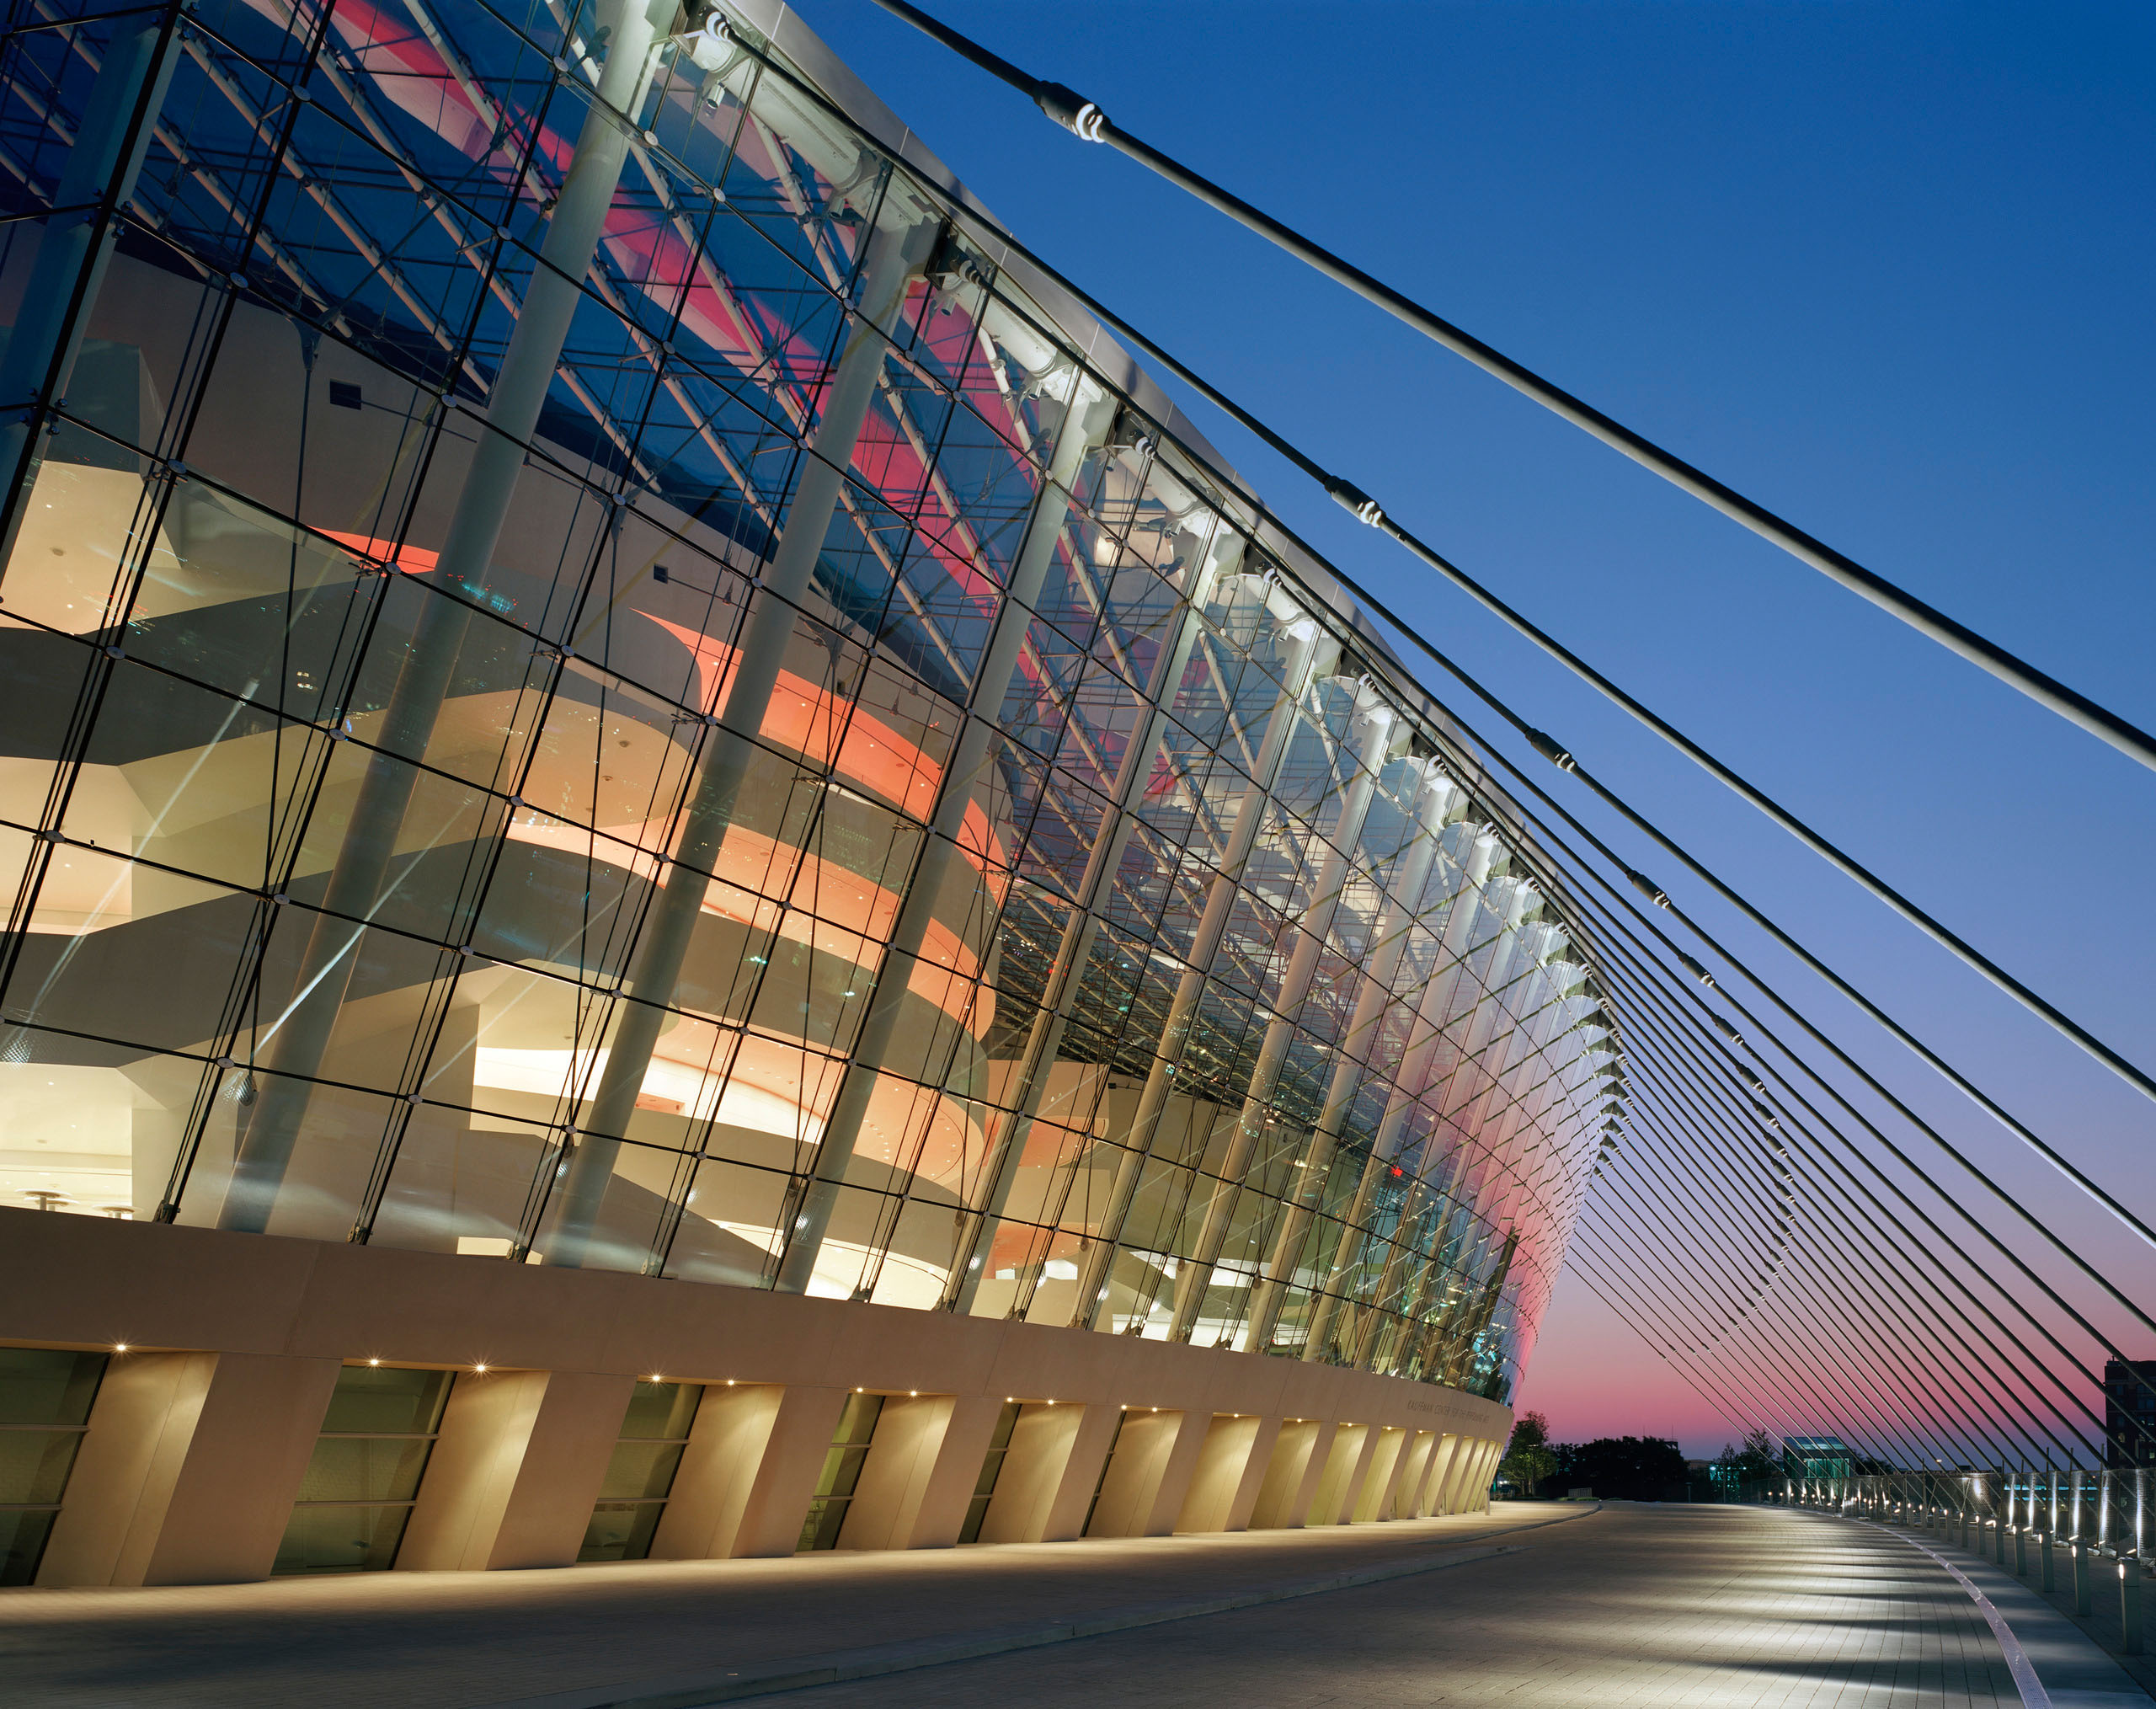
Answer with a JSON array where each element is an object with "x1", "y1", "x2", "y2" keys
[{"x1": 3, "y1": 1208, "x2": 1511, "y2": 1586}]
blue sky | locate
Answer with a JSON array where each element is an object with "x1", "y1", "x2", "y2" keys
[{"x1": 795, "y1": 0, "x2": 2155, "y2": 1454}]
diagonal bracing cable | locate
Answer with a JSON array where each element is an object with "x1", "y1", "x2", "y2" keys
[
  {"x1": 1449, "y1": 713, "x2": 2156, "y2": 1423},
  {"x1": 722, "y1": 17, "x2": 2156, "y2": 1250},
  {"x1": 1417, "y1": 691, "x2": 2156, "y2": 1429},
  {"x1": 1575, "y1": 956, "x2": 2099, "y2": 1466},
  {"x1": 710, "y1": 24, "x2": 2151, "y2": 1447},
  {"x1": 1440, "y1": 707, "x2": 2156, "y2": 1439},
  {"x1": 857, "y1": 0, "x2": 2156, "y2": 778},
  {"x1": 1502, "y1": 868, "x2": 2095, "y2": 1468},
  {"x1": 1588, "y1": 1128, "x2": 2000, "y2": 1466},
  {"x1": 1562, "y1": 954, "x2": 2075, "y2": 1455}
]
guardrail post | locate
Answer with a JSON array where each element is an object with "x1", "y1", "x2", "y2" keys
[{"x1": 2073, "y1": 1539, "x2": 2093, "y2": 1616}]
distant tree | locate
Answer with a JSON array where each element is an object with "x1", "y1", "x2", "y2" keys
[
  {"x1": 1549, "y1": 1435, "x2": 1691, "y2": 1500},
  {"x1": 1498, "y1": 1410, "x2": 1557, "y2": 1497},
  {"x1": 1725, "y1": 1429, "x2": 1780, "y2": 1486}
]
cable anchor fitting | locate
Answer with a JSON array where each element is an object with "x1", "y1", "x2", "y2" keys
[
  {"x1": 1034, "y1": 82, "x2": 1108, "y2": 142},
  {"x1": 1677, "y1": 951, "x2": 1717, "y2": 990},
  {"x1": 1525, "y1": 728, "x2": 1577, "y2": 772},
  {"x1": 1624, "y1": 867, "x2": 1669, "y2": 908},
  {"x1": 1324, "y1": 476, "x2": 1385, "y2": 528}
]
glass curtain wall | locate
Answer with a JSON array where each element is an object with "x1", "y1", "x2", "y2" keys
[{"x1": 0, "y1": 0, "x2": 1616, "y2": 1401}]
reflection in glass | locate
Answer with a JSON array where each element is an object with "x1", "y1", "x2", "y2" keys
[
  {"x1": 0, "y1": 1349, "x2": 108, "y2": 1586},
  {"x1": 799, "y1": 1391, "x2": 884, "y2": 1552},
  {"x1": 580, "y1": 1380, "x2": 703, "y2": 1562},
  {"x1": 0, "y1": 0, "x2": 1615, "y2": 1414},
  {"x1": 274, "y1": 1365, "x2": 452, "y2": 1576}
]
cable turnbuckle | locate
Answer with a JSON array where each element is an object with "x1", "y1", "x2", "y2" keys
[
  {"x1": 1034, "y1": 81, "x2": 1107, "y2": 141},
  {"x1": 1324, "y1": 476, "x2": 1385, "y2": 528},
  {"x1": 1525, "y1": 727, "x2": 1577, "y2": 773}
]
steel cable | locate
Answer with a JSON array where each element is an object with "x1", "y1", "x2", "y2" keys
[{"x1": 858, "y1": 0, "x2": 2156, "y2": 777}]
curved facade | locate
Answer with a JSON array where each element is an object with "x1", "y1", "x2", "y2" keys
[{"x1": 0, "y1": 0, "x2": 1616, "y2": 1583}]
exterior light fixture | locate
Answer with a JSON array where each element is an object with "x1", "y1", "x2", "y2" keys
[
  {"x1": 649, "y1": 1374, "x2": 664, "y2": 1383},
  {"x1": 726, "y1": 1379, "x2": 736, "y2": 1386},
  {"x1": 112, "y1": 1343, "x2": 129, "y2": 1353},
  {"x1": 367, "y1": 1358, "x2": 382, "y2": 1367},
  {"x1": 472, "y1": 1364, "x2": 489, "y2": 1374}
]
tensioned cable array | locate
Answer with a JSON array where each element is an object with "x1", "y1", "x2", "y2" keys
[
  {"x1": 861, "y1": 0, "x2": 2156, "y2": 780},
  {"x1": 718, "y1": 12, "x2": 2156, "y2": 1263},
  {"x1": 1406, "y1": 688, "x2": 2144, "y2": 1469},
  {"x1": 720, "y1": 14, "x2": 2152, "y2": 1467},
  {"x1": 734, "y1": 13, "x2": 2156, "y2": 1140}
]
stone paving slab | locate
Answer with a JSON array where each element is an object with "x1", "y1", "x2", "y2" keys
[
  {"x1": 766, "y1": 1503, "x2": 2031, "y2": 1709},
  {"x1": 0, "y1": 1507, "x2": 1571, "y2": 1709},
  {"x1": 8, "y1": 1503, "x2": 2114, "y2": 1709},
  {"x1": 1854, "y1": 1514, "x2": 2150, "y2": 1707},
  {"x1": 492, "y1": 1539, "x2": 1531, "y2": 1709}
]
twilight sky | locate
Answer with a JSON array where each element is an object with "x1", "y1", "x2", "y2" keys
[{"x1": 795, "y1": 0, "x2": 2156, "y2": 1456}]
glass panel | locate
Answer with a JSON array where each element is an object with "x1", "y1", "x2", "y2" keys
[
  {"x1": 619, "y1": 1381, "x2": 702, "y2": 1442},
  {"x1": 0, "y1": 1349, "x2": 107, "y2": 1425},
  {"x1": 0, "y1": 1431, "x2": 85, "y2": 1507},
  {"x1": 596, "y1": 1440, "x2": 686, "y2": 1503},
  {"x1": 798, "y1": 1391, "x2": 883, "y2": 1552},
  {"x1": 579, "y1": 1500, "x2": 665, "y2": 1563},
  {"x1": 295, "y1": 1437, "x2": 435, "y2": 1506},
  {"x1": 830, "y1": 1391, "x2": 884, "y2": 1450},
  {"x1": 796, "y1": 1494, "x2": 847, "y2": 1555},
  {"x1": 0, "y1": 0, "x2": 1610, "y2": 1406},
  {"x1": 958, "y1": 1397, "x2": 1022, "y2": 1546},
  {"x1": 271, "y1": 1503, "x2": 414, "y2": 1577},
  {"x1": 0, "y1": 1509, "x2": 58, "y2": 1589},
  {"x1": 318, "y1": 1366, "x2": 452, "y2": 1435}
]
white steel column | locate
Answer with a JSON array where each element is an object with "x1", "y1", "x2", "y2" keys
[
  {"x1": 1294, "y1": 765, "x2": 1462, "y2": 1359},
  {"x1": 544, "y1": 192, "x2": 939, "y2": 1261},
  {"x1": 1246, "y1": 830, "x2": 1502, "y2": 1352},
  {"x1": 771, "y1": 381, "x2": 1118, "y2": 1292},
  {"x1": 223, "y1": 0, "x2": 679, "y2": 1231},
  {"x1": 943, "y1": 531, "x2": 1241, "y2": 1314},
  {"x1": 1070, "y1": 607, "x2": 1331, "y2": 1329},
  {"x1": 1164, "y1": 688, "x2": 1396, "y2": 1343}
]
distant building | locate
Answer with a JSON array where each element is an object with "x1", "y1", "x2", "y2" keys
[
  {"x1": 1784, "y1": 1436, "x2": 1854, "y2": 1480},
  {"x1": 2105, "y1": 1361, "x2": 2156, "y2": 1467}
]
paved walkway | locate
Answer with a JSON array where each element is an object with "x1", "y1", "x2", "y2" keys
[
  {"x1": 1, "y1": 1507, "x2": 1576, "y2": 1709},
  {"x1": 1860, "y1": 1511, "x2": 2153, "y2": 1704},
  {"x1": 5, "y1": 1502, "x2": 2139, "y2": 1708},
  {"x1": 782, "y1": 1503, "x2": 2028, "y2": 1709}
]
